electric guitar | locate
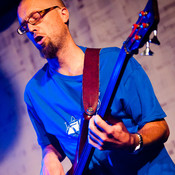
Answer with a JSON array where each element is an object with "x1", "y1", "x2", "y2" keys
[{"x1": 68, "y1": 0, "x2": 160, "y2": 174}]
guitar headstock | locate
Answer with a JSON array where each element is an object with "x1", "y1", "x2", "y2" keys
[{"x1": 124, "y1": 0, "x2": 160, "y2": 55}]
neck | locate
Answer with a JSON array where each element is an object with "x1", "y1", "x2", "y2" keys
[{"x1": 48, "y1": 39, "x2": 85, "y2": 76}]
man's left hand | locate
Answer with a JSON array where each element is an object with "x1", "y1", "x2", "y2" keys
[{"x1": 88, "y1": 114, "x2": 135, "y2": 151}]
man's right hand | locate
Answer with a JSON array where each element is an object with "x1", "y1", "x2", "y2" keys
[{"x1": 40, "y1": 145, "x2": 65, "y2": 175}]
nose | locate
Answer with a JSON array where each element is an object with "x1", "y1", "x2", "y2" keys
[
  {"x1": 27, "y1": 23, "x2": 38, "y2": 34},
  {"x1": 26, "y1": 24, "x2": 39, "y2": 44}
]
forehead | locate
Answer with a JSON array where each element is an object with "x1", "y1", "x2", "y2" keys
[{"x1": 18, "y1": 0, "x2": 59, "y2": 21}]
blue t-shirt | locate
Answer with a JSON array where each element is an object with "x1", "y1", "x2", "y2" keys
[{"x1": 24, "y1": 46, "x2": 175, "y2": 174}]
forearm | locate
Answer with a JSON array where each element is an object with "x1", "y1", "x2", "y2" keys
[
  {"x1": 137, "y1": 119, "x2": 170, "y2": 148},
  {"x1": 41, "y1": 144, "x2": 65, "y2": 175},
  {"x1": 42, "y1": 144, "x2": 64, "y2": 161}
]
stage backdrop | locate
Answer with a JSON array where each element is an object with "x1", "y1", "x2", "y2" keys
[{"x1": 0, "y1": 0, "x2": 175, "y2": 174}]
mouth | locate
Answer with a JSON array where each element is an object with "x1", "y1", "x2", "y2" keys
[{"x1": 34, "y1": 35, "x2": 46, "y2": 45}]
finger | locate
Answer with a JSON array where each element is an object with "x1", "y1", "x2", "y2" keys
[
  {"x1": 93, "y1": 115, "x2": 112, "y2": 134},
  {"x1": 89, "y1": 116, "x2": 113, "y2": 147},
  {"x1": 88, "y1": 129, "x2": 118, "y2": 150},
  {"x1": 89, "y1": 115, "x2": 107, "y2": 141},
  {"x1": 89, "y1": 117, "x2": 103, "y2": 141},
  {"x1": 89, "y1": 127, "x2": 104, "y2": 145},
  {"x1": 88, "y1": 134, "x2": 103, "y2": 150}
]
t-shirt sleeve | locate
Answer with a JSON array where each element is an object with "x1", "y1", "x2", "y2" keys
[
  {"x1": 123, "y1": 64, "x2": 166, "y2": 128},
  {"x1": 24, "y1": 90, "x2": 51, "y2": 148},
  {"x1": 27, "y1": 104, "x2": 52, "y2": 147},
  {"x1": 24, "y1": 86, "x2": 66, "y2": 158}
]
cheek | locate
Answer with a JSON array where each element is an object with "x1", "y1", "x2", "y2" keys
[
  {"x1": 43, "y1": 21, "x2": 60, "y2": 37},
  {"x1": 44, "y1": 13, "x2": 63, "y2": 33},
  {"x1": 47, "y1": 23, "x2": 65, "y2": 40},
  {"x1": 42, "y1": 15, "x2": 67, "y2": 42}
]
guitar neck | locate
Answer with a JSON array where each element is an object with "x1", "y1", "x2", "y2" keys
[{"x1": 98, "y1": 47, "x2": 130, "y2": 118}]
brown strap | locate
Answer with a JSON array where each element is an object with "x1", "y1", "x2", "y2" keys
[
  {"x1": 79, "y1": 48, "x2": 100, "y2": 158},
  {"x1": 70, "y1": 48, "x2": 100, "y2": 175},
  {"x1": 83, "y1": 48, "x2": 100, "y2": 118}
]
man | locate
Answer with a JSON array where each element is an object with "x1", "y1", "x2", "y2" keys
[{"x1": 17, "y1": 0, "x2": 175, "y2": 174}]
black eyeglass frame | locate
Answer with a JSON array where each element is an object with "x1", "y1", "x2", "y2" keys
[{"x1": 17, "y1": 6, "x2": 60, "y2": 35}]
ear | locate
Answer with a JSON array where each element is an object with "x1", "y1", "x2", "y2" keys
[{"x1": 60, "y1": 7, "x2": 69, "y2": 24}]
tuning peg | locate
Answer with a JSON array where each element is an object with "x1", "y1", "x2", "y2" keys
[
  {"x1": 141, "y1": 41, "x2": 154, "y2": 56},
  {"x1": 139, "y1": 11, "x2": 148, "y2": 17},
  {"x1": 150, "y1": 30, "x2": 160, "y2": 45}
]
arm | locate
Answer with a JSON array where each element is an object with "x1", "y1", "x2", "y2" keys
[
  {"x1": 25, "y1": 104, "x2": 66, "y2": 174},
  {"x1": 88, "y1": 114, "x2": 169, "y2": 152},
  {"x1": 41, "y1": 144, "x2": 65, "y2": 175},
  {"x1": 138, "y1": 118, "x2": 169, "y2": 148},
  {"x1": 88, "y1": 56, "x2": 170, "y2": 151}
]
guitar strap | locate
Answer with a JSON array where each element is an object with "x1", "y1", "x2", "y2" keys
[
  {"x1": 79, "y1": 48, "x2": 100, "y2": 158},
  {"x1": 69, "y1": 48, "x2": 100, "y2": 175}
]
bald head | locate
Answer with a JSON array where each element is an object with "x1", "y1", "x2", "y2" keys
[
  {"x1": 18, "y1": 0, "x2": 66, "y2": 8},
  {"x1": 18, "y1": 0, "x2": 66, "y2": 22}
]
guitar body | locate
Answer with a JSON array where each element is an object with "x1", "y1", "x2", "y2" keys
[{"x1": 68, "y1": 0, "x2": 161, "y2": 174}]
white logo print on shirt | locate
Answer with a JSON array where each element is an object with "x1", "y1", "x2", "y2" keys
[
  {"x1": 64, "y1": 94, "x2": 101, "y2": 137},
  {"x1": 65, "y1": 116, "x2": 81, "y2": 136}
]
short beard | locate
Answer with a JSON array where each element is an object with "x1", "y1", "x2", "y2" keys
[{"x1": 40, "y1": 41, "x2": 58, "y2": 59}]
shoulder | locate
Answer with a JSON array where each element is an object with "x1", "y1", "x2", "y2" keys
[
  {"x1": 124, "y1": 57, "x2": 147, "y2": 84},
  {"x1": 80, "y1": 45, "x2": 121, "y2": 57},
  {"x1": 99, "y1": 47, "x2": 121, "y2": 70},
  {"x1": 101, "y1": 46, "x2": 142, "y2": 69},
  {"x1": 99, "y1": 46, "x2": 140, "y2": 69},
  {"x1": 101, "y1": 47, "x2": 150, "y2": 88},
  {"x1": 100, "y1": 47, "x2": 121, "y2": 57},
  {"x1": 25, "y1": 63, "x2": 49, "y2": 95},
  {"x1": 99, "y1": 46, "x2": 143, "y2": 76}
]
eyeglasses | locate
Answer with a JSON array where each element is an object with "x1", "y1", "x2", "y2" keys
[{"x1": 17, "y1": 6, "x2": 60, "y2": 35}]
